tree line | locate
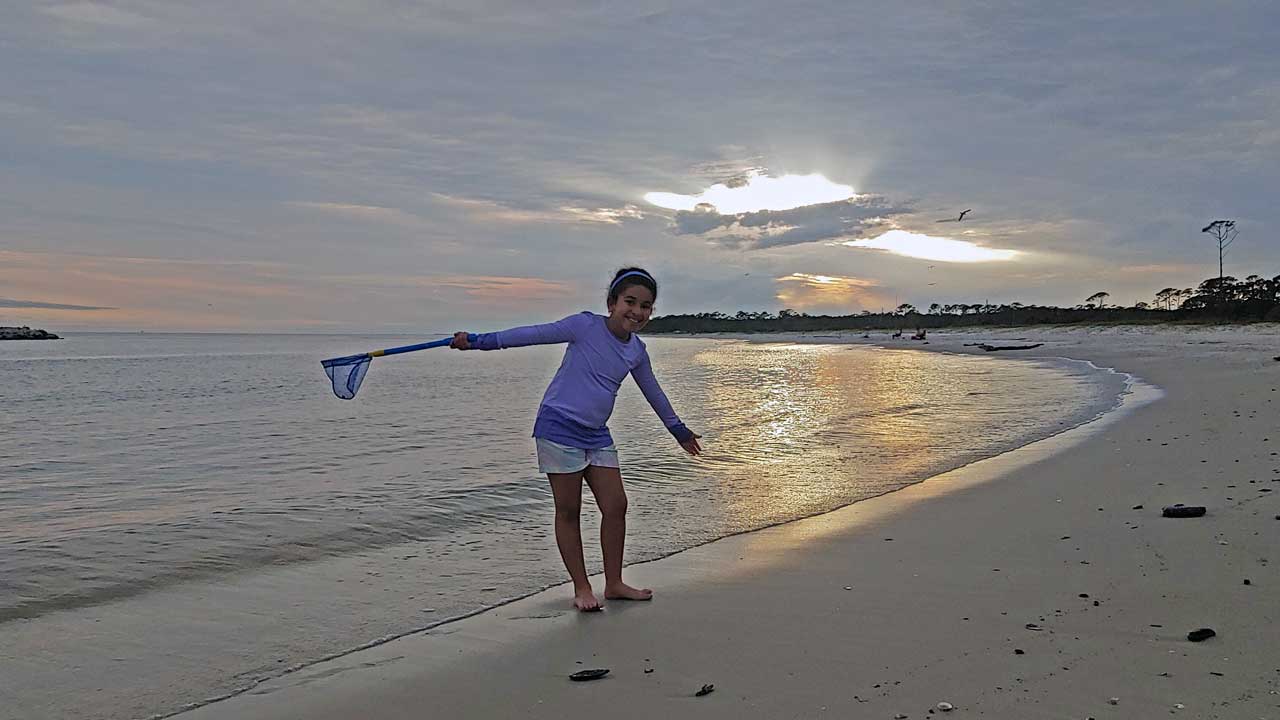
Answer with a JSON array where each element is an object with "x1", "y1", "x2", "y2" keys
[{"x1": 645, "y1": 273, "x2": 1280, "y2": 334}]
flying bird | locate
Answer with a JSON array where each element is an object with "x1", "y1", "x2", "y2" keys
[{"x1": 936, "y1": 209, "x2": 972, "y2": 223}]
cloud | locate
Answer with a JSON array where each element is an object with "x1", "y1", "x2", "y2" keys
[
  {"x1": 40, "y1": 3, "x2": 155, "y2": 29},
  {"x1": 285, "y1": 202, "x2": 426, "y2": 226},
  {"x1": 774, "y1": 273, "x2": 891, "y2": 311},
  {"x1": 837, "y1": 230, "x2": 1020, "y2": 263},
  {"x1": 6, "y1": 1, "x2": 1280, "y2": 329},
  {"x1": 430, "y1": 193, "x2": 644, "y2": 227},
  {"x1": 430, "y1": 275, "x2": 574, "y2": 300},
  {"x1": 559, "y1": 204, "x2": 645, "y2": 224},
  {"x1": 0, "y1": 298, "x2": 114, "y2": 310},
  {"x1": 646, "y1": 171, "x2": 857, "y2": 214},
  {"x1": 666, "y1": 194, "x2": 913, "y2": 249}
]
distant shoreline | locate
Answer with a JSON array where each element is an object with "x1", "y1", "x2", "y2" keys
[
  {"x1": 0, "y1": 326, "x2": 60, "y2": 340},
  {"x1": 647, "y1": 318, "x2": 1278, "y2": 333},
  {"x1": 644, "y1": 314, "x2": 1280, "y2": 335}
]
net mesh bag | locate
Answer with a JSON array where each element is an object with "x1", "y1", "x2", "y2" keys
[{"x1": 321, "y1": 353, "x2": 371, "y2": 400}]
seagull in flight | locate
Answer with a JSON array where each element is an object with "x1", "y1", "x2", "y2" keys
[{"x1": 937, "y1": 209, "x2": 972, "y2": 223}]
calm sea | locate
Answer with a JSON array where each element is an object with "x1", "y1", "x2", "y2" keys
[{"x1": 0, "y1": 332, "x2": 1127, "y2": 719}]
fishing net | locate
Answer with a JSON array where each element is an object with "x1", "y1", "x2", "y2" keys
[{"x1": 321, "y1": 353, "x2": 371, "y2": 400}]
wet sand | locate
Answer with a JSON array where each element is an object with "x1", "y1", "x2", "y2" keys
[{"x1": 177, "y1": 325, "x2": 1280, "y2": 720}]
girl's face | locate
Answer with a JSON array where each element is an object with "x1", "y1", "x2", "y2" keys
[{"x1": 607, "y1": 283, "x2": 655, "y2": 334}]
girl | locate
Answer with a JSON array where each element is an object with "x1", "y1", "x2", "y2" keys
[{"x1": 450, "y1": 267, "x2": 701, "y2": 611}]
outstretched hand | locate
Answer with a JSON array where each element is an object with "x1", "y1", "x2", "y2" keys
[
  {"x1": 679, "y1": 432, "x2": 702, "y2": 456},
  {"x1": 450, "y1": 331, "x2": 471, "y2": 350}
]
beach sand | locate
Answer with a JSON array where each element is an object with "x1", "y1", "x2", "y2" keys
[{"x1": 177, "y1": 325, "x2": 1280, "y2": 720}]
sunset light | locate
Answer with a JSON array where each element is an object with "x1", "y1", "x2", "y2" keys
[
  {"x1": 645, "y1": 171, "x2": 857, "y2": 214},
  {"x1": 774, "y1": 272, "x2": 886, "y2": 309},
  {"x1": 839, "y1": 230, "x2": 1019, "y2": 263}
]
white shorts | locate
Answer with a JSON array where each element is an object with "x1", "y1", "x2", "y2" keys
[{"x1": 535, "y1": 438, "x2": 620, "y2": 474}]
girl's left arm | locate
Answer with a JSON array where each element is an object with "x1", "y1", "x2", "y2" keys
[
  {"x1": 631, "y1": 352, "x2": 702, "y2": 455},
  {"x1": 462, "y1": 313, "x2": 588, "y2": 350}
]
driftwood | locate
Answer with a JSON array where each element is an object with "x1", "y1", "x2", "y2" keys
[{"x1": 977, "y1": 343, "x2": 1043, "y2": 352}]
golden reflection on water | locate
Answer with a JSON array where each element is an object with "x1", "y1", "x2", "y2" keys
[{"x1": 681, "y1": 342, "x2": 1017, "y2": 526}]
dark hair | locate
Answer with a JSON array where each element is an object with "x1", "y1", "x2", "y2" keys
[{"x1": 607, "y1": 266, "x2": 658, "y2": 304}]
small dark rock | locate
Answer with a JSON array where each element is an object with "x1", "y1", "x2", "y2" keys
[
  {"x1": 1243, "y1": 579, "x2": 1251, "y2": 585},
  {"x1": 644, "y1": 668, "x2": 654, "y2": 674},
  {"x1": 1187, "y1": 628, "x2": 1216, "y2": 642},
  {"x1": 1014, "y1": 649, "x2": 1025, "y2": 655},
  {"x1": 695, "y1": 683, "x2": 715, "y2": 697},
  {"x1": 570, "y1": 668, "x2": 610, "y2": 681},
  {"x1": 1132, "y1": 504, "x2": 1144, "y2": 510},
  {"x1": 1163, "y1": 505, "x2": 1207, "y2": 518}
]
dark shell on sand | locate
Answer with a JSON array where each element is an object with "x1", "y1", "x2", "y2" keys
[
  {"x1": 570, "y1": 669, "x2": 610, "y2": 681},
  {"x1": 1162, "y1": 505, "x2": 1207, "y2": 518},
  {"x1": 1187, "y1": 628, "x2": 1216, "y2": 642}
]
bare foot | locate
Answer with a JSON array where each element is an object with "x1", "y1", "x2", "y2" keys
[
  {"x1": 604, "y1": 582, "x2": 653, "y2": 601},
  {"x1": 573, "y1": 586, "x2": 602, "y2": 612}
]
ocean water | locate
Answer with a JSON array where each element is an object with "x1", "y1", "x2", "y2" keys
[{"x1": 0, "y1": 332, "x2": 1128, "y2": 719}]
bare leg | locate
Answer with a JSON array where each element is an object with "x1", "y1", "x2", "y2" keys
[
  {"x1": 547, "y1": 472, "x2": 600, "y2": 611},
  {"x1": 585, "y1": 465, "x2": 652, "y2": 601}
]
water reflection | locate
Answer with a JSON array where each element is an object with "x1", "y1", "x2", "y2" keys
[{"x1": 617, "y1": 341, "x2": 1121, "y2": 535}]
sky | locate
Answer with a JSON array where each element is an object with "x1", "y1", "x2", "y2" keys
[{"x1": 2, "y1": 1, "x2": 1278, "y2": 332}]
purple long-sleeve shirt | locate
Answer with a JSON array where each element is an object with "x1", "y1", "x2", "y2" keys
[{"x1": 471, "y1": 311, "x2": 694, "y2": 449}]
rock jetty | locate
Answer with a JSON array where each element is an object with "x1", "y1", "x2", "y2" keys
[{"x1": 0, "y1": 326, "x2": 60, "y2": 340}]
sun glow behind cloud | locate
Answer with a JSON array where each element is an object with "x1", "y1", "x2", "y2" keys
[
  {"x1": 840, "y1": 230, "x2": 1019, "y2": 263},
  {"x1": 774, "y1": 272, "x2": 887, "y2": 310},
  {"x1": 644, "y1": 172, "x2": 857, "y2": 214}
]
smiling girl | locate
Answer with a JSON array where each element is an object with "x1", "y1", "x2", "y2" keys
[{"x1": 450, "y1": 267, "x2": 702, "y2": 611}]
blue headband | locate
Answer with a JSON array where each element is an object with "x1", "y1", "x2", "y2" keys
[{"x1": 609, "y1": 270, "x2": 654, "y2": 293}]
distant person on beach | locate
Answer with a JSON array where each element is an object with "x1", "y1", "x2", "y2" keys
[{"x1": 450, "y1": 267, "x2": 702, "y2": 611}]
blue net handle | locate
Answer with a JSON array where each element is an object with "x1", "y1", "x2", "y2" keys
[
  {"x1": 376, "y1": 334, "x2": 475, "y2": 357},
  {"x1": 321, "y1": 334, "x2": 477, "y2": 399}
]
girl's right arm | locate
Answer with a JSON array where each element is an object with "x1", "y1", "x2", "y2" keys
[{"x1": 450, "y1": 312, "x2": 589, "y2": 351}]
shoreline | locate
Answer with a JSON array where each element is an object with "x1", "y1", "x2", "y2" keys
[
  {"x1": 176, "y1": 324, "x2": 1280, "y2": 719},
  {"x1": 150, "y1": 338, "x2": 1143, "y2": 719}
]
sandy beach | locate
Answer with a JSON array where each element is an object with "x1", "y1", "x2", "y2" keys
[{"x1": 176, "y1": 325, "x2": 1280, "y2": 720}]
